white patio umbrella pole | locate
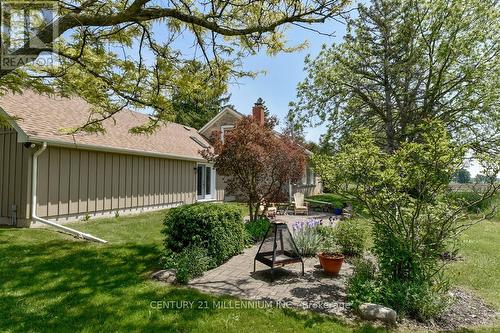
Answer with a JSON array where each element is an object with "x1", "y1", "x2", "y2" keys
[{"x1": 31, "y1": 142, "x2": 108, "y2": 244}]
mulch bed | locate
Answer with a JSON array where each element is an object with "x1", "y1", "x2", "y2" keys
[{"x1": 401, "y1": 288, "x2": 498, "y2": 331}]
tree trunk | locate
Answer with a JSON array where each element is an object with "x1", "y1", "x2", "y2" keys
[{"x1": 248, "y1": 203, "x2": 255, "y2": 223}]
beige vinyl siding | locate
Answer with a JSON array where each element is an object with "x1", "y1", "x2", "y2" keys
[
  {"x1": 0, "y1": 128, "x2": 30, "y2": 224},
  {"x1": 292, "y1": 175, "x2": 322, "y2": 197},
  {"x1": 35, "y1": 146, "x2": 197, "y2": 219},
  {"x1": 96, "y1": 152, "x2": 105, "y2": 211},
  {"x1": 216, "y1": 174, "x2": 225, "y2": 201},
  {"x1": 1, "y1": 129, "x2": 225, "y2": 226}
]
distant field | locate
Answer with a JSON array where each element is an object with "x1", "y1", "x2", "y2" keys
[{"x1": 448, "y1": 183, "x2": 496, "y2": 192}]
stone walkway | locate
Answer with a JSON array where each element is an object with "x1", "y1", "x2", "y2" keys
[{"x1": 189, "y1": 212, "x2": 352, "y2": 316}]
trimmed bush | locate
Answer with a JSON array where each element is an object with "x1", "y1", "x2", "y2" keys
[
  {"x1": 245, "y1": 217, "x2": 271, "y2": 243},
  {"x1": 333, "y1": 219, "x2": 367, "y2": 256},
  {"x1": 175, "y1": 246, "x2": 211, "y2": 284},
  {"x1": 163, "y1": 203, "x2": 246, "y2": 268}
]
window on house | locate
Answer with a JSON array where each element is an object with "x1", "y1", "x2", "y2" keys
[
  {"x1": 220, "y1": 125, "x2": 234, "y2": 143},
  {"x1": 303, "y1": 166, "x2": 315, "y2": 186},
  {"x1": 309, "y1": 168, "x2": 316, "y2": 185}
]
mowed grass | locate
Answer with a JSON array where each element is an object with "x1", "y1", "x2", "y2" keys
[
  {"x1": 0, "y1": 199, "x2": 498, "y2": 333},
  {"x1": 448, "y1": 218, "x2": 500, "y2": 309},
  {"x1": 0, "y1": 210, "x2": 379, "y2": 333}
]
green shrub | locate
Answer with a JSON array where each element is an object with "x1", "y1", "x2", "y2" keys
[
  {"x1": 347, "y1": 259, "x2": 449, "y2": 320},
  {"x1": 174, "y1": 246, "x2": 211, "y2": 284},
  {"x1": 245, "y1": 217, "x2": 271, "y2": 243},
  {"x1": 333, "y1": 219, "x2": 367, "y2": 256},
  {"x1": 347, "y1": 258, "x2": 379, "y2": 309},
  {"x1": 378, "y1": 277, "x2": 449, "y2": 321},
  {"x1": 447, "y1": 191, "x2": 493, "y2": 213},
  {"x1": 163, "y1": 203, "x2": 245, "y2": 268}
]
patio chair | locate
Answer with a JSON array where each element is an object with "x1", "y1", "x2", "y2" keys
[
  {"x1": 258, "y1": 202, "x2": 277, "y2": 218},
  {"x1": 293, "y1": 192, "x2": 308, "y2": 215},
  {"x1": 341, "y1": 202, "x2": 353, "y2": 219}
]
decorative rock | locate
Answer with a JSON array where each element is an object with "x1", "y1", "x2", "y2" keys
[
  {"x1": 359, "y1": 303, "x2": 397, "y2": 325},
  {"x1": 151, "y1": 269, "x2": 176, "y2": 283}
]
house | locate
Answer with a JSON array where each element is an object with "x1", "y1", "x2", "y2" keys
[
  {"x1": 0, "y1": 91, "x2": 321, "y2": 230},
  {"x1": 198, "y1": 101, "x2": 322, "y2": 199}
]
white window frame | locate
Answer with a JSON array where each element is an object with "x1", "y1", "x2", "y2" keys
[
  {"x1": 220, "y1": 125, "x2": 234, "y2": 143},
  {"x1": 196, "y1": 163, "x2": 216, "y2": 201},
  {"x1": 303, "y1": 166, "x2": 315, "y2": 186}
]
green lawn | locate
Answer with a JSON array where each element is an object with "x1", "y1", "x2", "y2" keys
[
  {"x1": 307, "y1": 193, "x2": 367, "y2": 216},
  {"x1": 0, "y1": 205, "x2": 498, "y2": 332},
  {"x1": 0, "y1": 211, "x2": 378, "y2": 333},
  {"x1": 448, "y1": 218, "x2": 500, "y2": 309}
]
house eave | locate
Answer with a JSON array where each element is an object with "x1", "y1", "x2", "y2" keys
[
  {"x1": 27, "y1": 136, "x2": 208, "y2": 162},
  {"x1": 0, "y1": 106, "x2": 29, "y2": 143}
]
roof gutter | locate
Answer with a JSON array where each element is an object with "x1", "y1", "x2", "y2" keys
[
  {"x1": 31, "y1": 142, "x2": 108, "y2": 243},
  {"x1": 28, "y1": 136, "x2": 207, "y2": 163}
]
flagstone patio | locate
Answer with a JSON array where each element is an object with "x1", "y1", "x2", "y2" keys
[{"x1": 189, "y1": 212, "x2": 352, "y2": 316}]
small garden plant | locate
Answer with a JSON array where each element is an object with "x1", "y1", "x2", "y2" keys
[
  {"x1": 245, "y1": 217, "x2": 271, "y2": 243},
  {"x1": 291, "y1": 220, "x2": 322, "y2": 257},
  {"x1": 333, "y1": 219, "x2": 367, "y2": 256}
]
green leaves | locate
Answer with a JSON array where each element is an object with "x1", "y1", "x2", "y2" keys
[
  {"x1": 291, "y1": 0, "x2": 499, "y2": 155},
  {"x1": 1, "y1": 0, "x2": 350, "y2": 133},
  {"x1": 313, "y1": 120, "x2": 480, "y2": 318}
]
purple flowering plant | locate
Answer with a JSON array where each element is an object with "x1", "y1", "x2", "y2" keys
[{"x1": 290, "y1": 219, "x2": 323, "y2": 257}]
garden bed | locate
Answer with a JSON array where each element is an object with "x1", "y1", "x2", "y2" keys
[{"x1": 402, "y1": 288, "x2": 497, "y2": 331}]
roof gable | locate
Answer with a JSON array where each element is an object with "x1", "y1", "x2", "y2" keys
[{"x1": 198, "y1": 106, "x2": 243, "y2": 138}]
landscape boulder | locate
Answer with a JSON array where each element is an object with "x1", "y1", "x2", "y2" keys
[
  {"x1": 359, "y1": 303, "x2": 397, "y2": 325},
  {"x1": 151, "y1": 269, "x2": 176, "y2": 283}
]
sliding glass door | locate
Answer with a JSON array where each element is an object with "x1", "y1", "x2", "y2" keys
[{"x1": 197, "y1": 164, "x2": 215, "y2": 200}]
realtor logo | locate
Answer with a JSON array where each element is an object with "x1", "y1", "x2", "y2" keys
[{"x1": 0, "y1": 0, "x2": 58, "y2": 70}]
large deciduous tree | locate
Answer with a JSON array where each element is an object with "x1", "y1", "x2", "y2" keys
[
  {"x1": 290, "y1": 0, "x2": 499, "y2": 155},
  {"x1": 0, "y1": 0, "x2": 349, "y2": 133},
  {"x1": 202, "y1": 116, "x2": 306, "y2": 222}
]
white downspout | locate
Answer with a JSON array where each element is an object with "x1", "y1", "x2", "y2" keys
[{"x1": 31, "y1": 142, "x2": 108, "y2": 243}]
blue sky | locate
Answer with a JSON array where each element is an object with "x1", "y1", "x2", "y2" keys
[
  {"x1": 224, "y1": 23, "x2": 486, "y2": 177},
  {"x1": 227, "y1": 21, "x2": 347, "y2": 143}
]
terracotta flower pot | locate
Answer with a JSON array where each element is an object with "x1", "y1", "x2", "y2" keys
[{"x1": 318, "y1": 252, "x2": 344, "y2": 276}]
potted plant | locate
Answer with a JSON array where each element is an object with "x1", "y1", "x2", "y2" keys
[{"x1": 317, "y1": 232, "x2": 344, "y2": 276}]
